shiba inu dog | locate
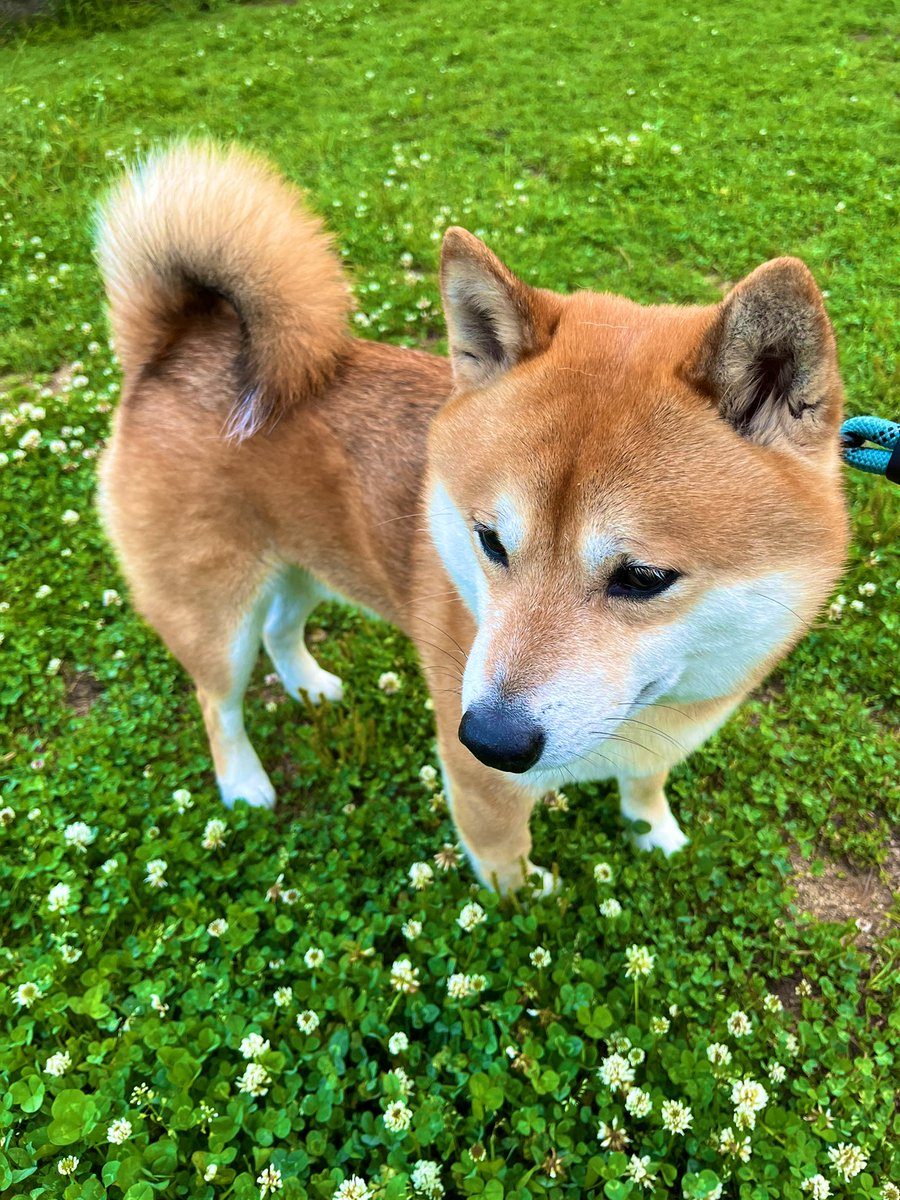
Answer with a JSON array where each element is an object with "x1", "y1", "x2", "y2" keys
[{"x1": 96, "y1": 142, "x2": 848, "y2": 892}]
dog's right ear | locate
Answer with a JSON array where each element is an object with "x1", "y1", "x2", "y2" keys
[{"x1": 440, "y1": 228, "x2": 559, "y2": 391}]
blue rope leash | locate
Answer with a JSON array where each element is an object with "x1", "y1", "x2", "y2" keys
[{"x1": 840, "y1": 415, "x2": 900, "y2": 484}]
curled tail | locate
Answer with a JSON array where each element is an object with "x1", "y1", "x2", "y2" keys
[{"x1": 95, "y1": 140, "x2": 351, "y2": 438}]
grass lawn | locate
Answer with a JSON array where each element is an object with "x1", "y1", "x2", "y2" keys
[{"x1": 0, "y1": 1, "x2": 897, "y2": 1196}]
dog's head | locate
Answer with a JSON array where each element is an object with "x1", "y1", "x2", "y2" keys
[{"x1": 426, "y1": 229, "x2": 848, "y2": 779}]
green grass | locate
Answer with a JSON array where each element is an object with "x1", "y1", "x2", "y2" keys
[{"x1": 0, "y1": 1, "x2": 898, "y2": 1196}]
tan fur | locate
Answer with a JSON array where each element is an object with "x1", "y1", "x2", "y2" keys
[{"x1": 96, "y1": 143, "x2": 849, "y2": 890}]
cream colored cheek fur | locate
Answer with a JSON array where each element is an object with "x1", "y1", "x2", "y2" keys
[
  {"x1": 523, "y1": 571, "x2": 807, "y2": 773},
  {"x1": 427, "y1": 480, "x2": 486, "y2": 619}
]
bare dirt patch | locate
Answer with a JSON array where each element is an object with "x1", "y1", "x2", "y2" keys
[
  {"x1": 790, "y1": 841, "x2": 899, "y2": 946},
  {"x1": 63, "y1": 667, "x2": 104, "y2": 717}
]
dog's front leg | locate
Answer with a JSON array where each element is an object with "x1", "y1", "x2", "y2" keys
[
  {"x1": 618, "y1": 770, "x2": 688, "y2": 856},
  {"x1": 431, "y1": 699, "x2": 550, "y2": 893}
]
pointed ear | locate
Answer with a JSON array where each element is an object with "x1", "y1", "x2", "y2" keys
[
  {"x1": 684, "y1": 257, "x2": 842, "y2": 449},
  {"x1": 440, "y1": 227, "x2": 559, "y2": 390}
]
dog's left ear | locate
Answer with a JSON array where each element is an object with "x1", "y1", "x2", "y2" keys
[
  {"x1": 440, "y1": 228, "x2": 559, "y2": 391},
  {"x1": 685, "y1": 257, "x2": 841, "y2": 449}
]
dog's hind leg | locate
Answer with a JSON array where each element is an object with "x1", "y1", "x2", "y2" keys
[
  {"x1": 262, "y1": 567, "x2": 343, "y2": 703},
  {"x1": 196, "y1": 586, "x2": 278, "y2": 811}
]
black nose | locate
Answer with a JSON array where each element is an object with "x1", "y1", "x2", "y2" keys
[{"x1": 458, "y1": 701, "x2": 545, "y2": 773}]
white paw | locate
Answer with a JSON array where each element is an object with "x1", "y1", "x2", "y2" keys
[
  {"x1": 631, "y1": 814, "x2": 688, "y2": 856},
  {"x1": 282, "y1": 662, "x2": 344, "y2": 704},
  {"x1": 527, "y1": 863, "x2": 561, "y2": 896},
  {"x1": 302, "y1": 666, "x2": 344, "y2": 704},
  {"x1": 473, "y1": 857, "x2": 561, "y2": 895},
  {"x1": 218, "y1": 767, "x2": 276, "y2": 811}
]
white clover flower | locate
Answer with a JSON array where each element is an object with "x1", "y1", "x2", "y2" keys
[
  {"x1": 598, "y1": 1052, "x2": 635, "y2": 1093},
  {"x1": 859, "y1": 581, "x2": 877, "y2": 596},
  {"x1": 204, "y1": 1164, "x2": 218, "y2": 1181},
  {"x1": 418, "y1": 764, "x2": 439, "y2": 789},
  {"x1": 705, "y1": 1041, "x2": 734, "y2": 1070},
  {"x1": 304, "y1": 946, "x2": 325, "y2": 968},
  {"x1": 19, "y1": 428, "x2": 41, "y2": 450},
  {"x1": 402, "y1": 918, "x2": 422, "y2": 940},
  {"x1": 202, "y1": 818, "x2": 227, "y2": 849},
  {"x1": 827, "y1": 1142, "x2": 867, "y2": 1180},
  {"x1": 257, "y1": 1165, "x2": 283, "y2": 1196},
  {"x1": 763, "y1": 992, "x2": 783, "y2": 1013},
  {"x1": 880, "y1": 1185, "x2": 900, "y2": 1200},
  {"x1": 237, "y1": 1062, "x2": 271, "y2": 1097},
  {"x1": 598, "y1": 1116, "x2": 630, "y2": 1150},
  {"x1": 0, "y1": 807, "x2": 15, "y2": 827},
  {"x1": 297, "y1": 1010, "x2": 319, "y2": 1034},
  {"x1": 599, "y1": 897, "x2": 622, "y2": 918},
  {"x1": 388, "y1": 1031, "x2": 409, "y2": 1054},
  {"x1": 64, "y1": 821, "x2": 97, "y2": 851},
  {"x1": 273, "y1": 986, "x2": 292, "y2": 1008},
  {"x1": 625, "y1": 1087, "x2": 652, "y2": 1118},
  {"x1": 145, "y1": 859, "x2": 167, "y2": 888},
  {"x1": 408, "y1": 861, "x2": 434, "y2": 890},
  {"x1": 150, "y1": 993, "x2": 169, "y2": 1016},
  {"x1": 457, "y1": 902, "x2": 486, "y2": 931},
  {"x1": 240, "y1": 1033, "x2": 270, "y2": 1060},
  {"x1": 624, "y1": 1153, "x2": 655, "y2": 1189},
  {"x1": 411, "y1": 1159, "x2": 444, "y2": 1198},
  {"x1": 107, "y1": 1118, "x2": 132, "y2": 1144},
  {"x1": 593, "y1": 862, "x2": 614, "y2": 883},
  {"x1": 61, "y1": 509, "x2": 80, "y2": 525},
  {"x1": 102, "y1": 588, "x2": 121, "y2": 607},
  {"x1": 801, "y1": 1176, "x2": 831, "y2": 1199},
  {"x1": 726, "y1": 1010, "x2": 752, "y2": 1037},
  {"x1": 172, "y1": 787, "x2": 193, "y2": 813},
  {"x1": 627, "y1": 1046, "x2": 645, "y2": 1066},
  {"x1": 734, "y1": 1101, "x2": 756, "y2": 1131},
  {"x1": 731, "y1": 1077, "x2": 768, "y2": 1113},
  {"x1": 784, "y1": 1032, "x2": 800, "y2": 1056},
  {"x1": 57, "y1": 1155, "x2": 79, "y2": 1176},
  {"x1": 333, "y1": 1177, "x2": 370, "y2": 1200},
  {"x1": 608, "y1": 1031, "x2": 632, "y2": 1054},
  {"x1": 15, "y1": 981, "x2": 41, "y2": 1007},
  {"x1": 44, "y1": 1050, "x2": 72, "y2": 1077},
  {"x1": 717, "y1": 1126, "x2": 752, "y2": 1161},
  {"x1": 390, "y1": 958, "x2": 420, "y2": 994},
  {"x1": 650, "y1": 1016, "x2": 670, "y2": 1035},
  {"x1": 207, "y1": 918, "x2": 228, "y2": 937},
  {"x1": 624, "y1": 944, "x2": 654, "y2": 978},
  {"x1": 388, "y1": 1066, "x2": 414, "y2": 1096},
  {"x1": 768, "y1": 1061, "x2": 786, "y2": 1083},
  {"x1": 47, "y1": 882, "x2": 71, "y2": 913},
  {"x1": 433, "y1": 843, "x2": 461, "y2": 870},
  {"x1": 661, "y1": 1098, "x2": 692, "y2": 1134},
  {"x1": 446, "y1": 973, "x2": 482, "y2": 999},
  {"x1": 378, "y1": 670, "x2": 401, "y2": 694},
  {"x1": 100, "y1": 857, "x2": 119, "y2": 874},
  {"x1": 383, "y1": 1099, "x2": 413, "y2": 1132},
  {"x1": 530, "y1": 945, "x2": 552, "y2": 968}
]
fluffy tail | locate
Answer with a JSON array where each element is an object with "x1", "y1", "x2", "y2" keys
[{"x1": 95, "y1": 141, "x2": 352, "y2": 438}]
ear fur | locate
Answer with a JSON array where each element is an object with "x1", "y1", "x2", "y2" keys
[
  {"x1": 686, "y1": 257, "x2": 841, "y2": 449},
  {"x1": 440, "y1": 227, "x2": 559, "y2": 390}
]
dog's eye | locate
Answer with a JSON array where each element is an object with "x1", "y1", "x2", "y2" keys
[
  {"x1": 475, "y1": 524, "x2": 509, "y2": 567},
  {"x1": 608, "y1": 563, "x2": 680, "y2": 599}
]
